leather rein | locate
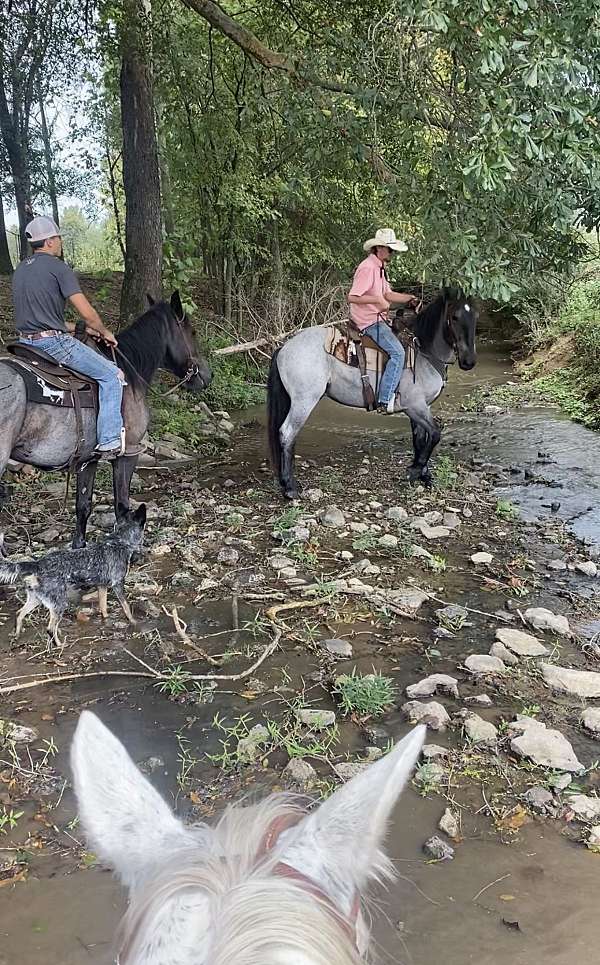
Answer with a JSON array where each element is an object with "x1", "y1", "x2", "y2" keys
[{"x1": 259, "y1": 811, "x2": 361, "y2": 951}]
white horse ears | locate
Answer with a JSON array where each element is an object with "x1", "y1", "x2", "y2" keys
[{"x1": 72, "y1": 712, "x2": 425, "y2": 901}]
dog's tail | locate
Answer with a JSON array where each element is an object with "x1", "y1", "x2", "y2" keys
[{"x1": 0, "y1": 536, "x2": 35, "y2": 584}]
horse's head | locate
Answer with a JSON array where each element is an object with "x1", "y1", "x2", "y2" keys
[
  {"x1": 445, "y1": 288, "x2": 478, "y2": 370},
  {"x1": 71, "y1": 711, "x2": 425, "y2": 965},
  {"x1": 163, "y1": 290, "x2": 212, "y2": 391}
]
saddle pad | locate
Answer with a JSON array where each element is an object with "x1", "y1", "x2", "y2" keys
[
  {"x1": 0, "y1": 356, "x2": 97, "y2": 409},
  {"x1": 324, "y1": 325, "x2": 416, "y2": 373}
]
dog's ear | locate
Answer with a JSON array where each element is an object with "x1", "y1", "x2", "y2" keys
[{"x1": 133, "y1": 503, "x2": 147, "y2": 527}]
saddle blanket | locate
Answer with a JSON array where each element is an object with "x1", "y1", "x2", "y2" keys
[
  {"x1": 0, "y1": 356, "x2": 96, "y2": 409},
  {"x1": 323, "y1": 324, "x2": 416, "y2": 373}
]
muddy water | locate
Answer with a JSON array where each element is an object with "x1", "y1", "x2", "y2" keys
[{"x1": 2, "y1": 338, "x2": 600, "y2": 965}]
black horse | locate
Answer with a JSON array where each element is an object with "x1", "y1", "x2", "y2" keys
[{"x1": 0, "y1": 291, "x2": 212, "y2": 546}]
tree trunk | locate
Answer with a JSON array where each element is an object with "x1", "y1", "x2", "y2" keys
[
  {"x1": 38, "y1": 90, "x2": 59, "y2": 226},
  {"x1": 0, "y1": 185, "x2": 13, "y2": 274},
  {"x1": 118, "y1": 0, "x2": 162, "y2": 323},
  {"x1": 0, "y1": 73, "x2": 33, "y2": 260}
]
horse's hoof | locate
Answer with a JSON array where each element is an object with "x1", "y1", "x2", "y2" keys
[
  {"x1": 407, "y1": 468, "x2": 421, "y2": 485},
  {"x1": 71, "y1": 538, "x2": 86, "y2": 550},
  {"x1": 284, "y1": 487, "x2": 299, "y2": 500},
  {"x1": 421, "y1": 472, "x2": 433, "y2": 489}
]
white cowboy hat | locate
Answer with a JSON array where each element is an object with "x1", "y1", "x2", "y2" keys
[{"x1": 363, "y1": 227, "x2": 408, "y2": 253}]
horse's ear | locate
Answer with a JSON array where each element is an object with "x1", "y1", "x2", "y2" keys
[
  {"x1": 71, "y1": 712, "x2": 194, "y2": 891},
  {"x1": 278, "y1": 726, "x2": 425, "y2": 906},
  {"x1": 170, "y1": 290, "x2": 184, "y2": 318},
  {"x1": 146, "y1": 293, "x2": 156, "y2": 306}
]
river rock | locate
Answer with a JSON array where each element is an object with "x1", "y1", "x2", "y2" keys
[
  {"x1": 423, "y1": 835, "x2": 454, "y2": 861},
  {"x1": 402, "y1": 700, "x2": 450, "y2": 731},
  {"x1": 541, "y1": 663, "x2": 600, "y2": 698},
  {"x1": 419, "y1": 524, "x2": 451, "y2": 540},
  {"x1": 320, "y1": 638, "x2": 353, "y2": 658},
  {"x1": 386, "y1": 506, "x2": 409, "y2": 522},
  {"x1": 281, "y1": 757, "x2": 317, "y2": 791},
  {"x1": 334, "y1": 761, "x2": 369, "y2": 782},
  {"x1": 378, "y1": 534, "x2": 399, "y2": 549},
  {"x1": 411, "y1": 544, "x2": 434, "y2": 561},
  {"x1": 524, "y1": 608, "x2": 570, "y2": 637},
  {"x1": 581, "y1": 707, "x2": 600, "y2": 735},
  {"x1": 490, "y1": 641, "x2": 519, "y2": 666},
  {"x1": 0, "y1": 720, "x2": 39, "y2": 744},
  {"x1": 306, "y1": 488, "x2": 324, "y2": 503},
  {"x1": 576, "y1": 561, "x2": 598, "y2": 578},
  {"x1": 217, "y1": 546, "x2": 239, "y2": 565},
  {"x1": 319, "y1": 506, "x2": 346, "y2": 528},
  {"x1": 465, "y1": 654, "x2": 507, "y2": 675},
  {"x1": 587, "y1": 826, "x2": 600, "y2": 851},
  {"x1": 438, "y1": 807, "x2": 460, "y2": 840},
  {"x1": 362, "y1": 724, "x2": 391, "y2": 747},
  {"x1": 443, "y1": 512, "x2": 461, "y2": 531},
  {"x1": 406, "y1": 674, "x2": 459, "y2": 699},
  {"x1": 495, "y1": 627, "x2": 549, "y2": 657},
  {"x1": 436, "y1": 604, "x2": 468, "y2": 624},
  {"x1": 422, "y1": 743, "x2": 449, "y2": 760},
  {"x1": 471, "y1": 552, "x2": 493, "y2": 565},
  {"x1": 463, "y1": 713, "x2": 498, "y2": 745},
  {"x1": 509, "y1": 717, "x2": 583, "y2": 772},
  {"x1": 523, "y1": 787, "x2": 555, "y2": 814},
  {"x1": 296, "y1": 708, "x2": 336, "y2": 730},
  {"x1": 237, "y1": 724, "x2": 270, "y2": 763},
  {"x1": 387, "y1": 586, "x2": 430, "y2": 613},
  {"x1": 547, "y1": 559, "x2": 567, "y2": 571},
  {"x1": 349, "y1": 522, "x2": 369, "y2": 533},
  {"x1": 566, "y1": 793, "x2": 600, "y2": 822},
  {"x1": 355, "y1": 559, "x2": 381, "y2": 577},
  {"x1": 465, "y1": 694, "x2": 493, "y2": 706},
  {"x1": 270, "y1": 555, "x2": 295, "y2": 570}
]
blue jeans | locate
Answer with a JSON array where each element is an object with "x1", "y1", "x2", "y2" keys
[
  {"x1": 20, "y1": 333, "x2": 124, "y2": 445},
  {"x1": 363, "y1": 321, "x2": 405, "y2": 404}
]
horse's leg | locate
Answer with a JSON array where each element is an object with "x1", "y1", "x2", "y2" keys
[
  {"x1": 74, "y1": 461, "x2": 99, "y2": 549},
  {"x1": 278, "y1": 396, "x2": 322, "y2": 499},
  {"x1": 112, "y1": 455, "x2": 138, "y2": 519},
  {"x1": 406, "y1": 406, "x2": 440, "y2": 486}
]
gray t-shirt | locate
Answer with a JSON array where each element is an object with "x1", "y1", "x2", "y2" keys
[{"x1": 12, "y1": 252, "x2": 82, "y2": 334}]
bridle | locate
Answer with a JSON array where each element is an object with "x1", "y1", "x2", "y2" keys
[
  {"x1": 112, "y1": 308, "x2": 202, "y2": 398},
  {"x1": 259, "y1": 811, "x2": 361, "y2": 952}
]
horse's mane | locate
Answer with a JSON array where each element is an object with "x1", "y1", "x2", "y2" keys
[
  {"x1": 110, "y1": 303, "x2": 172, "y2": 389},
  {"x1": 409, "y1": 293, "x2": 447, "y2": 349}
]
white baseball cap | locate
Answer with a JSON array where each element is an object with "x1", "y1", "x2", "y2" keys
[{"x1": 25, "y1": 216, "x2": 61, "y2": 243}]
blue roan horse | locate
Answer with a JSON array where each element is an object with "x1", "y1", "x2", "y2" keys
[{"x1": 268, "y1": 288, "x2": 478, "y2": 498}]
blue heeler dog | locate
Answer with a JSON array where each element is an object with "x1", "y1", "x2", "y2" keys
[{"x1": 0, "y1": 504, "x2": 146, "y2": 645}]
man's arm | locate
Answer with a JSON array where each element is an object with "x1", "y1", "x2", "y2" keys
[
  {"x1": 385, "y1": 291, "x2": 419, "y2": 306},
  {"x1": 68, "y1": 293, "x2": 118, "y2": 347},
  {"x1": 348, "y1": 293, "x2": 389, "y2": 310}
]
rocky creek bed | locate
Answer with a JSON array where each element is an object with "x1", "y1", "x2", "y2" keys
[{"x1": 1, "y1": 352, "x2": 600, "y2": 964}]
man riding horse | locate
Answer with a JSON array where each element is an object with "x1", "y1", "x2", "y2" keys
[
  {"x1": 11, "y1": 216, "x2": 126, "y2": 458},
  {"x1": 348, "y1": 227, "x2": 419, "y2": 414}
]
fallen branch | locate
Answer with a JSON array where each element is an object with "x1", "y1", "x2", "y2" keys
[
  {"x1": 0, "y1": 629, "x2": 283, "y2": 694},
  {"x1": 212, "y1": 328, "x2": 297, "y2": 356},
  {"x1": 266, "y1": 599, "x2": 325, "y2": 621},
  {"x1": 164, "y1": 605, "x2": 220, "y2": 665}
]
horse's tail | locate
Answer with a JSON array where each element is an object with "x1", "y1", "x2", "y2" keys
[{"x1": 267, "y1": 349, "x2": 291, "y2": 472}]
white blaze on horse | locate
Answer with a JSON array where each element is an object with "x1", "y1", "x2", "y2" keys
[
  {"x1": 268, "y1": 288, "x2": 478, "y2": 498},
  {"x1": 71, "y1": 711, "x2": 425, "y2": 965}
]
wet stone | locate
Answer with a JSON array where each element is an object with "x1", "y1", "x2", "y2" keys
[
  {"x1": 319, "y1": 506, "x2": 346, "y2": 528},
  {"x1": 465, "y1": 694, "x2": 493, "y2": 707},
  {"x1": 581, "y1": 707, "x2": 600, "y2": 735},
  {"x1": 435, "y1": 604, "x2": 468, "y2": 624},
  {"x1": 490, "y1": 641, "x2": 519, "y2": 666},
  {"x1": 465, "y1": 654, "x2": 507, "y2": 675},
  {"x1": 463, "y1": 713, "x2": 498, "y2": 745},
  {"x1": 525, "y1": 607, "x2": 570, "y2": 637},
  {"x1": 237, "y1": 724, "x2": 270, "y2": 763},
  {"x1": 547, "y1": 559, "x2": 567, "y2": 571},
  {"x1": 565, "y1": 793, "x2": 600, "y2": 822},
  {"x1": 296, "y1": 708, "x2": 336, "y2": 730},
  {"x1": 471, "y1": 552, "x2": 493, "y2": 564},
  {"x1": 509, "y1": 717, "x2": 583, "y2": 772},
  {"x1": 422, "y1": 743, "x2": 449, "y2": 760},
  {"x1": 378, "y1": 534, "x2": 399, "y2": 549},
  {"x1": 415, "y1": 762, "x2": 446, "y2": 785},
  {"x1": 386, "y1": 506, "x2": 409, "y2": 522},
  {"x1": 438, "y1": 807, "x2": 460, "y2": 840},
  {"x1": 0, "y1": 721, "x2": 39, "y2": 744},
  {"x1": 334, "y1": 761, "x2": 369, "y2": 781},
  {"x1": 362, "y1": 724, "x2": 391, "y2": 748},
  {"x1": 541, "y1": 663, "x2": 600, "y2": 699},
  {"x1": 576, "y1": 561, "x2": 598, "y2": 578},
  {"x1": 406, "y1": 674, "x2": 459, "y2": 700},
  {"x1": 423, "y1": 835, "x2": 454, "y2": 861},
  {"x1": 523, "y1": 786, "x2": 554, "y2": 814},
  {"x1": 282, "y1": 758, "x2": 317, "y2": 791},
  {"x1": 320, "y1": 638, "x2": 353, "y2": 658},
  {"x1": 402, "y1": 700, "x2": 450, "y2": 731},
  {"x1": 495, "y1": 627, "x2": 549, "y2": 657},
  {"x1": 138, "y1": 755, "x2": 165, "y2": 774}
]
